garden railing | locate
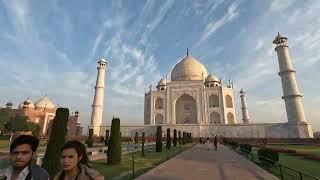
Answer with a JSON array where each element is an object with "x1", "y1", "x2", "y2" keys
[{"x1": 229, "y1": 145, "x2": 319, "y2": 180}]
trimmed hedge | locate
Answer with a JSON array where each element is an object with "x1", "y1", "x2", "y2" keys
[
  {"x1": 257, "y1": 148, "x2": 279, "y2": 165},
  {"x1": 86, "y1": 129, "x2": 94, "y2": 147},
  {"x1": 239, "y1": 144, "x2": 252, "y2": 154},
  {"x1": 178, "y1": 131, "x2": 182, "y2": 145},
  {"x1": 141, "y1": 132, "x2": 145, "y2": 157},
  {"x1": 134, "y1": 132, "x2": 139, "y2": 144},
  {"x1": 173, "y1": 129, "x2": 177, "y2": 147},
  {"x1": 42, "y1": 108, "x2": 69, "y2": 177},
  {"x1": 166, "y1": 128, "x2": 171, "y2": 149},
  {"x1": 156, "y1": 126, "x2": 162, "y2": 152},
  {"x1": 107, "y1": 117, "x2": 122, "y2": 165},
  {"x1": 104, "y1": 130, "x2": 109, "y2": 146}
]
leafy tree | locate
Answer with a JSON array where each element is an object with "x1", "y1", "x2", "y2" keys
[
  {"x1": 42, "y1": 108, "x2": 69, "y2": 177},
  {"x1": 173, "y1": 129, "x2": 177, "y2": 147},
  {"x1": 166, "y1": 128, "x2": 171, "y2": 149},
  {"x1": 156, "y1": 126, "x2": 162, "y2": 152},
  {"x1": 0, "y1": 109, "x2": 14, "y2": 133},
  {"x1": 5, "y1": 115, "x2": 28, "y2": 132},
  {"x1": 107, "y1": 117, "x2": 122, "y2": 165}
]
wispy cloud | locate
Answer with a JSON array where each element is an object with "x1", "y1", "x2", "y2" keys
[{"x1": 195, "y1": 1, "x2": 240, "y2": 47}]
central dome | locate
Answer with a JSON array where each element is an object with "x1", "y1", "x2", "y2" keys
[{"x1": 171, "y1": 55, "x2": 208, "y2": 81}]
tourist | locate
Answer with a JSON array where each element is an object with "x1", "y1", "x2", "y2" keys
[
  {"x1": 54, "y1": 140, "x2": 104, "y2": 180},
  {"x1": 0, "y1": 135, "x2": 50, "y2": 180},
  {"x1": 214, "y1": 134, "x2": 218, "y2": 151}
]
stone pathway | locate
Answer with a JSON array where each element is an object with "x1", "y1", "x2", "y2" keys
[{"x1": 136, "y1": 144, "x2": 278, "y2": 180}]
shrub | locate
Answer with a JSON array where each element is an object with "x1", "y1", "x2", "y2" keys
[
  {"x1": 178, "y1": 131, "x2": 181, "y2": 145},
  {"x1": 156, "y1": 126, "x2": 162, "y2": 152},
  {"x1": 173, "y1": 129, "x2": 177, "y2": 147},
  {"x1": 107, "y1": 117, "x2": 122, "y2": 165},
  {"x1": 141, "y1": 132, "x2": 145, "y2": 157},
  {"x1": 166, "y1": 128, "x2": 171, "y2": 149},
  {"x1": 258, "y1": 148, "x2": 279, "y2": 165},
  {"x1": 42, "y1": 108, "x2": 69, "y2": 177},
  {"x1": 104, "y1": 130, "x2": 109, "y2": 146},
  {"x1": 239, "y1": 144, "x2": 252, "y2": 154}
]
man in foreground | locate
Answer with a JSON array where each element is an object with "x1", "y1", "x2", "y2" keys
[{"x1": 0, "y1": 135, "x2": 49, "y2": 180}]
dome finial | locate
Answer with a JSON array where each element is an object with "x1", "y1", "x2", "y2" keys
[{"x1": 187, "y1": 48, "x2": 189, "y2": 57}]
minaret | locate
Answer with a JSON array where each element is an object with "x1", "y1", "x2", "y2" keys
[
  {"x1": 240, "y1": 89, "x2": 250, "y2": 124},
  {"x1": 273, "y1": 33, "x2": 306, "y2": 123},
  {"x1": 90, "y1": 57, "x2": 107, "y2": 136}
]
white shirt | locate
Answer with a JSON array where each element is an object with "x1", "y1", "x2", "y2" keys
[{"x1": 1, "y1": 166, "x2": 32, "y2": 180}]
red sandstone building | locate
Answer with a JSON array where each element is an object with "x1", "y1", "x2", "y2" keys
[{"x1": 2, "y1": 96, "x2": 83, "y2": 137}]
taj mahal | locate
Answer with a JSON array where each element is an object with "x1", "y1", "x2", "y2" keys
[{"x1": 88, "y1": 33, "x2": 314, "y2": 138}]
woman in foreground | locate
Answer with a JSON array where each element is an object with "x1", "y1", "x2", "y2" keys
[{"x1": 54, "y1": 140, "x2": 104, "y2": 180}]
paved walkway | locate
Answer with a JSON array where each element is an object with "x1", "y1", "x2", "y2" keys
[{"x1": 136, "y1": 144, "x2": 278, "y2": 180}]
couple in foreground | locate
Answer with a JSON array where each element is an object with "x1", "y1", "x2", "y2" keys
[{"x1": 0, "y1": 135, "x2": 104, "y2": 180}]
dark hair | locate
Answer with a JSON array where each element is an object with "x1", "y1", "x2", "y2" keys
[
  {"x1": 10, "y1": 135, "x2": 39, "y2": 153},
  {"x1": 60, "y1": 140, "x2": 89, "y2": 166}
]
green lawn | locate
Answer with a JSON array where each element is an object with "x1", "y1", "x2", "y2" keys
[
  {"x1": 250, "y1": 145, "x2": 320, "y2": 179},
  {"x1": 0, "y1": 136, "x2": 47, "y2": 150},
  {"x1": 266, "y1": 144, "x2": 320, "y2": 155},
  {"x1": 90, "y1": 144, "x2": 194, "y2": 180}
]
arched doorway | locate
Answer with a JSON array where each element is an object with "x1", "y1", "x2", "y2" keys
[
  {"x1": 210, "y1": 112, "x2": 221, "y2": 124},
  {"x1": 175, "y1": 94, "x2": 197, "y2": 124},
  {"x1": 155, "y1": 113, "x2": 164, "y2": 124},
  {"x1": 227, "y1": 112, "x2": 234, "y2": 124}
]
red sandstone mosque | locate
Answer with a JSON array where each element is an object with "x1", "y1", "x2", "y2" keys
[{"x1": 2, "y1": 95, "x2": 83, "y2": 137}]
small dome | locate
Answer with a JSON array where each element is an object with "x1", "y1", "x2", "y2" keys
[
  {"x1": 171, "y1": 55, "x2": 208, "y2": 81},
  {"x1": 35, "y1": 96, "x2": 55, "y2": 109},
  {"x1": 273, "y1": 32, "x2": 287, "y2": 44},
  {"x1": 19, "y1": 98, "x2": 34, "y2": 109},
  {"x1": 158, "y1": 79, "x2": 166, "y2": 86},
  {"x1": 98, "y1": 57, "x2": 107, "y2": 63},
  {"x1": 205, "y1": 74, "x2": 220, "y2": 82}
]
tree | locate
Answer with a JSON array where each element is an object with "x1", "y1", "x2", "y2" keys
[
  {"x1": 173, "y1": 129, "x2": 177, "y2": 147},
  {"x1": 134, "y1": 132, "x2": 139, "y2": 144},
  {"x1": 104, "y1": 129, "x2": 110, "y2": 146},
  {"x1": 42, "y1": 108, "x2": 69, "y2": 177},
  {"x1": 141, "y1": 132, "x2": 145, "y2": 157},
  {"x1": 156, "y1": 126, "x2": 162, "y2": 152},
  {"x1": 178, "y1": 131, "x2": 181, "y2": 145},
  {"x1": 0, "y1": 109, "x2": 14, "y2": 133},
  {"x1": 5, "y1": 115, "x2": 28, "y2": 133},
  {"x1": 25, "y1": 122, "x2": 41, "y2": 138},
  {"x1": 107, "y1": 117, "x2": 122, "y2": 165},
  {"x1": 166, "y1": 128, "x2": 171, "y2": 149}
]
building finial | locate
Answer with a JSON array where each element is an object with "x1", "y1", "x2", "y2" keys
[{"x1": 187, "y1": 48, "x2": 189, "y2": 57}]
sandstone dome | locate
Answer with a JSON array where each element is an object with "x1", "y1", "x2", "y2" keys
[
  {"x1": 171, "y1": 55, "x2": 208, "y2": 81},
  {"x1": 34, "y1": 96, "x2": 55, "y2": 109},
  {"x1": 19, "y1": 99, "x2": 35, "y2": 109}
]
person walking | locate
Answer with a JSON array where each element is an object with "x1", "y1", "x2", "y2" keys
[
  {"x1": 54, "y1": 140, "x2": 104, "y2": 180},
  {"x1": 214, "y1": 134, "x2": 218, "y2": 151},
  {"x1": 0, "y1": 135, "x2": 50, "y2": 180}
]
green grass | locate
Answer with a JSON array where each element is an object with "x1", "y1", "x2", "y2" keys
[
  {"x1": 0, "y1": 136, "x2": 47, "y2": 150},
  {"x1": 90, "y1": 144, "x2": 194, "y2": 180},
  {"x1": 266, "y1": 144, "x2": 320, "y2": 155},
  {"x1": 249, "y1": 145, "x2": 320, "y2": 179}
]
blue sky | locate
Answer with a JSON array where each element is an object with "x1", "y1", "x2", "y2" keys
[{"x1": 1, "y1": 0, "x2": 319, "y2": 132}]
